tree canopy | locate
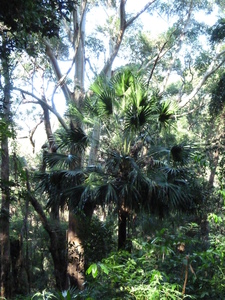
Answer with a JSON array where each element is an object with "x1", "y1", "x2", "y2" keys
[{"x1": 1, "y1": 0, "x2": 225, "y2": 299}]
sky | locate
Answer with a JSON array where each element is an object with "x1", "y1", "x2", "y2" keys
[{"x1": 16, "y1": 0, "x2": 220, "y2": 156}]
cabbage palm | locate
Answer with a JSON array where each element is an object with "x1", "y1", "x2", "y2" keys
[
  {"x1": 36, "y1": 68, "x2": 195, "y2": 251},
  {"x1": 39, "y1": 132, "x2": 193, "y2": 250}
]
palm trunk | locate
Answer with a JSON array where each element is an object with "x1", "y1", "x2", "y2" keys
[{"x1": 118, "y1": 208, "x2": 127, "y2": 250}]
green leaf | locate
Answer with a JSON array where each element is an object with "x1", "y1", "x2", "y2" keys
[
  {"x1": 86, "y1": 263, "x2": 98, "y2": 278},
  {"x1": 99, "y1": 263, "x2": 109, "y2": 275}
]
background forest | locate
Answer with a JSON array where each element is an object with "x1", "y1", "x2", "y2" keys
[{"x1": 0, "y1": 0, "x2": 225, "y2": 299}]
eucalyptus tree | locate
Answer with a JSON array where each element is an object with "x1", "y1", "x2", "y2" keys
[
  {"x1": 207, "y1": 72, "x2": 225, "y2": 187},
  {"x1": 205, "y1": 16, "x2": 225, "y2": 188},
  {"x1": 124, "y1": 0, "x2": 225, "y2": 107}
]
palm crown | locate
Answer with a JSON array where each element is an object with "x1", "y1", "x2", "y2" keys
[{"x1": 36, "y1": 67, "x2": 197, "y2": 248}]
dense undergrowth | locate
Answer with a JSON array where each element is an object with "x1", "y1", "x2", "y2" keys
[{"x1": 17, "y1": 203, "x2": 225, "y2": 300}]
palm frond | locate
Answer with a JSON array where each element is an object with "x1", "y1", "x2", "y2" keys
[
  {"x1": 57, "y1": 126, "x2": 88, "y2": 152},
  {"x1": 157, "y1": 100, "x2": 175, "y2": 129},
  {"x1": 161, "y1": 165, "x2": 186, "y2": 179},
  {"x1": 120, "y1": 183, "x2": 141, "y2": 207},
  {"x1": 112, "y1": 68, "x2": 134, "y2": 97},
  {"x1": 124, "y1": 103, "x2": 153, "y2": 132},
  {"x1": 98, "y1": 90, "x2": 114, "y2": 117},
  {"x1": 61, "y1": 169, "x2": 86, "y2": 185},
  {"x1": 167, "y1": 183, "x2": 186, "y2": 208},
  {"x1": 43, "y1": 152, "x2": 78, "y2": 169},
  {"x1": 34, "y1": 171, "x2": 68, "y2": 209},
  {"x1": 170, "y1": 144, "x2": 190, "y2": 165},
  {"x1": 106, "y1": 151, "x2": 122, "y2": 174},
  {"x1": 90, "y1": 75, "x2": 110, "y2": 96},
  {"x1": 83, "y1": 95, "x2": 99, "y2": 118},
  {"x1": 66, "y1": 102, "x2": 84, "y2": 123},
  {"x1": 65, "y1": 185, "x2": 85, "y2": 209},
  {"x1": 34, "y1": 172, "x2": 51, "y2": 194},
  {"x1": 97, "y1": 182, "x2": 118, "y2": 206}
]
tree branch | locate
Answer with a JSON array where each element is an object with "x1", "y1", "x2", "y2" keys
[
  {"x1": 101, "y1": 0, "x2": 156, "y2": 76},
  {"x1": 159, "y1": 0, "x2": 193, "y2": 95},
  {"x1": 126, "y1": 0, "x2": 157, "y2": 28},
  {"x1": 147, "y1": 40, "x2": 168, "y2": 87},
  {"x1": 44, "y1": 39, "x2": 72, "y2": 103},
  {"x1": 46, "y1": 1, "x2": 88, "y2": 104},
  {"x1": 179, "y1": 50, "x2": 225, "y2": 108},
  {"x1": 30, "y1": 119, "x2": 43, "y2": 153},
  {"x1": 25, "y1": 168, "x2": 54, "y2": 238},
  {"x1": 13, "y1": 87, "x2": 68, "y2": 130}
]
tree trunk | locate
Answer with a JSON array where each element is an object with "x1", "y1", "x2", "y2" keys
[
  {"x1": 67, "y1": 3, "x2": 87, "y2": 288},
  {"x1": 49, "y1": 230, "x2": 69, "y2": 291},
  {"x1": 0, "y1": 40, "x2": 12, "y2": 299},
  {"x1": 118, "y1": 208, "x2": 127, "y2": 250},
  {"x1": 67, "y1": 212, "x2": 85, "y2": 289},
  {"x1": 10, "y1": 238, "x2": 25, "y2": 295},
  {"x1": 208, "y1": 148, "x2": 219, "y2": 187},
  {"x1": 88, "y1": 120, "x2": 101, "y2": 166},
  {"x1": 26, "y1": 171, "x2": 69, "y2": 291},
  {"x1": 21, "y1": 195, "x2": 31, "y2": 294}
]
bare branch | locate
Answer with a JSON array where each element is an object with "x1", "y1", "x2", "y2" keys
[
  {"x1": 13, "y1": 87, "x2": 68, "y2": 130},
  {"x1": 140, "y1": 45, "x2": 173, "y2": 72},
  {"x1": 147, "y1": 40, "x2": 168, "y2": 87},
  {"x1": 25, "y1": 168, "x2": 55, "y2": 237},
  {"x1": 46, "y1": 1, "x2": 88, "y2": 104},
  {"x1": 30, "y1": 119, "x2": 44, "y2": 153},
  {"x1": 101, "y1": 0, "x2": 157, "y2": 76},
  {"x1": 179, "y1": 50, "x2": 225, "y2": 108},
  {"x1": 44, "y1": 39, "x2": 72, "y2": 103},
  {"x1": 159, "y1": 0, "x2": 193, "y2": 94},
  {"x1": 126, "y1": 0, "x2": 157, "y2": 28}
]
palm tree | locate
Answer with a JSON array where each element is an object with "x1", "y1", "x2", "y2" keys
[{"x1": 37, "y1": 68, "x2": 196, "y2": 253}]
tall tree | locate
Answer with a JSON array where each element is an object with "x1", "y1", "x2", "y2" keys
[{"x1": 0, "y1": 35, "x2": 12, "y2": 299}]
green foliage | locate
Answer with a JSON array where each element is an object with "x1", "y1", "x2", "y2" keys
[
  {"x1": 77, "y1": 216, "x2": 116, "y2": 267},
  {"x1": 83, "y1": 238, "x2": 190, "y2": 299},
  {"x1": 210, "y1": 18, "x2": 225, "y2": 43},
  {"x1": 32, "y1": 290, "x2": 57, "y2": 299},
  {"x1": 79, "y1": 216, "x2": 225, "y2": 299},
  {"x1": 0, "y1": 118, "x2": 15, "y2": 142},
  {"x1": 57, "y1": 126, "x2": 89, "y2": 153},
  {"x1": 209, "y1": 72, "x2": 225, "y2": 116},
  {"x1": 0, "y1": 0, "x2": 76, "y2": 42}
]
